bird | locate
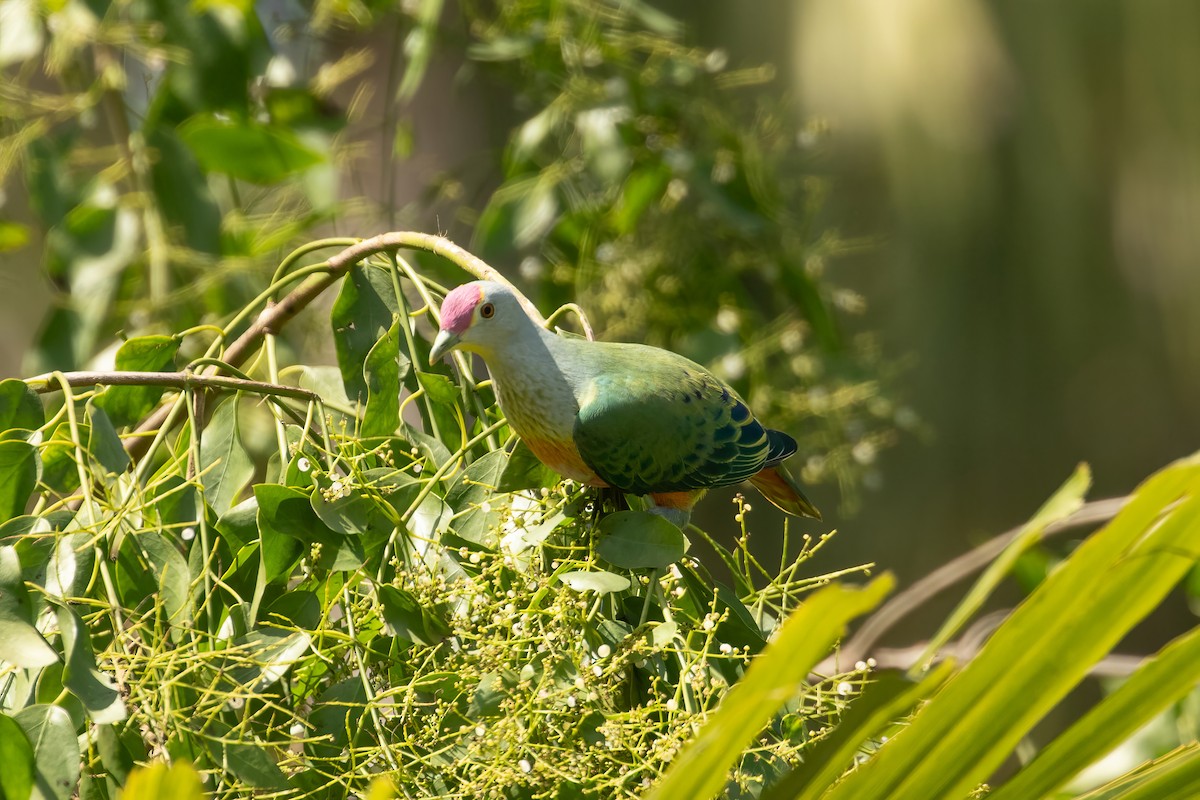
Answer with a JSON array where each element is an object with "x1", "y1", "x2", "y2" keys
[{"x1": 428, "y1": 280, "x2": 820, "y2": 527}]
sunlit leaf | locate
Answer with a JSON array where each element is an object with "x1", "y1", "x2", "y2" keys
[
  {"x1": 0, "y1": 545, "x2": 58, "y2": 667},
  {"x1": 55, "y1": 603, "x2": 127, "y2": 723},
  {"x1": 0, "y1": 379, "x2": 43, "y2": 433},
  {"x1": 559, "y1": 570, "x2": 630, "y2": 594},
  {"x1": 0, "y1": 712, "x2": 36, "y2": 800},
  {"x1": 122, "y1": 761, "x2": 205, "y2": 800}
]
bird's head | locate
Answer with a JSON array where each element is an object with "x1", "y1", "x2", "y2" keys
[{"x1": 428, "y1": 281, "x2": 529, "y2": 364}]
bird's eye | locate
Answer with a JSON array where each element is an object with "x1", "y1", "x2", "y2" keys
[{"x1": 480, "y1": 302, "x2": 495, "y2": 319}]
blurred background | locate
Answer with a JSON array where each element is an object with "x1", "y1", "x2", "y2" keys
[{"x1": 2, "y1": 0, "x2": 1199, "y2": 640}]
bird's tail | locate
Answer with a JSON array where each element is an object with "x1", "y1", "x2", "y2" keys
[{"x1": 749, "y1": 465, "x2": 822, "y2": 520}]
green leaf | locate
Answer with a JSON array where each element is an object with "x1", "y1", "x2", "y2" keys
[
  {"x1": 254, "y1": 484, "x2": 327, "y2": 583},
  {"x1": 498, "y1": 440, "x2": 558, "y2": 493},
  {"x1": 310, "y1": 480, "x2": 375, "y2": 536},
  {"x1": 361, "y1": 317, "x2": 402, "y2": 438},
  {"x1": 122, "y1": 761, "x2": 205, "y2": 800},
  {"x1": 225, "y1": 627, "x2": 311, "y2": 693},
  {"x1": 306, "y1": 678, "x2": 367, "y2": 761},
  {"x1": 331, "y1": 265, "x2": 400, "y2": 405},
  {"x1": 445, "y1": 449, "x2": 508, "y2": 543},
  {"x1": 13, "y1": 704, "x2": 79, "y2": 800},
  {"x1": 0, "y1": 712, "x2": 37, "y2": 800},
  {"x1": 201, "y1": 717, "x2": 288, "y2": 790},
  {"x1": 86, "y1": 406, "x2": 130, "y2": 477},
  {"x1": 0, "y1": 545, "x2": 58, "y2": 667},
  {"x1": 138, "y1": 533, "x2": 192, "y2": 629},
  {"x1": 178, "y1": 114, "x2": 324, "y2": 184},
  {"x1": 198, "y1": 398, "x2": 254, "y2": 514},
  {"x1": 55, "y1": 603, "x2": 127, "y2": 723},
  {"x1": 294, "y1": 365, "x2": 351, "y2": 407},
  {"x1": 377, "y1": 585, "x2": 451, "y2": 646},
  {"x1": 559, "y1": 570, "x2": 630, "y2": 594},
  {"x1": 595, "y1": 511, "x2": 686, "y2": 569},
  {"x1": 96, "y1": 722, "x2": 145, "y2": 788},
  {"x1": 760, "y1": 664, "x2": 954, "y2": 800},
  {"x1": 1072, "y1": 744, "x2": 1200, "y2": 800},
  {"x1": 94, "y1": 335, "x2": 180, "y2": 427},
  {"x1": 416, "y1": 371, "x2": 457, "y2": 406},
  {"x1": 0, "y1": 379, "x2": 43, "y2": 433},
  {"x1": 914, "y1": 463, "x2": 1090, "y2": 668},
  {"x1": 826, "y1": 456, "x2": 1200, "y2": 800},
  {"x1": 645, "y1": 576, "x2": 893, "y2": 800},
  {"x1": 0, "y1": 440, "x2": 38, "y2": 523},
  {"x1": 988, "y1": 623, "x2": 1200, "y2": 800}
]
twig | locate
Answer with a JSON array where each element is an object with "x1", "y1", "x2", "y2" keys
[
  {"x1": 838, "y1": 496, "x2": 1129, "y2": 666},
  {"x1": 26, "y1": 370, "x2": 321, "y2": 402}
]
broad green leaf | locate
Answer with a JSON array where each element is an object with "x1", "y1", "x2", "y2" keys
[
  {"x1": 416, "y1": 371, "x2": 457, "y2": 406},
  {"x1": 178, "y1": 114, "x2": 324, "y2": 184},
  {"x1": 14, "y1": 704, "x2": 78, "y2": 800},
  {"x1": 295, "y1": 365, "x2": 351, "y2": 407},
  {"x1": 331, "y1": 265, "x2": 400, "y2": 404},
  {"x1": 0, "y1": 440, "x2": 38, "y2": 523},
  {"x1": 226, "y1": 627, "x2": 311, "y2": 692},
  {"x1": 361, "y1": 317, "x2": 401, "y2": 438},
  {"x1": 595, "y1": 511, "x2": 686, "y2": 569},
  {"x1": 198, "y1": 398, "x2": 254, "y2": 514},
  {"x1": 122, "y1": 761, "x2": 205, "y2": 800},
  {"x1": 0, "y1": 379, "x2": 43, "y2": 433},
  {"x1": 254, "y1": 484, "x2": 327, "y2": 583},
  {"x1": 645, "y1": 576, "x2": 893, "y2": 800},
  {"x1": 307, "y1": 678, "x2": 367, "y2": 761},
  {"x1": 310, "y1": 480, "x2": 375, "y2": 536},
  {"x1": 0, "y1": 545, "x2": 57, "y2": 667},
  {"x1": 915, "y1": 463, "x2": 1090, "y2": 668},
  {"x1": 96, "y1": 722, "x2": 145, "y2": 788},
  {"x1": 559, "y1": 570, "x2": 630, "y2": 594},
  {"x1": 94, "y1": 335, "x2": 180, "y2": 427},
  {"x1": 37, "y1": 422, "x2": 79, "y2": 495},
  {"x1": 988, "y1": 624, "x2": 1200, "y2": 800},
  {"x1": 138, "y1": 532, "x2": 192, "y2": 628},
  {"x1": 826, "y1": 456, "x2": 1200, "y2": 800},
  {"x1": 497, "y1": 440, "x2": 558, "y2": 492},
  {"x1": 377, "y1": 584, "x2": 451, "y2": 646},
  {"x1": 264, "y1": 591, "x2": 321, "y2": 630},
  {"x1": 368, "y1": 468, "x2": 452, "y2": 542},
  {"x1": 0, "y1": 712, "x2": 36, "y2": 800},
  {"x1": 42, "y1": 533, "x2": 94, "y2": 600},
  {"x1": 202, "y1": 717, "x2": 287, "y2": 790},
  {"x1": 445, "y1": 449, "x2": 508, "y2": 543},
  {"x1": 86, "y1": 406, "x2": 130, "y2": 476},
  {"x1": 55, "y1": 603, "x2": 126, "y2": 723}
]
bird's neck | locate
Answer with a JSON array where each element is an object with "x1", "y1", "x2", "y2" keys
[{"x1": 476, "y1": 323, "x2": 582, "y2": 439}]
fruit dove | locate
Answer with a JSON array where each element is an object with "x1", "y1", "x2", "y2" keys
[{"x1": 429, "y1": 280, "x2": 820, "y2": 526}]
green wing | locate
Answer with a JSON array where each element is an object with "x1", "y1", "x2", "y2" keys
[{"x1": 573, "y1": 358, "x2": 771, "y2": 494}]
